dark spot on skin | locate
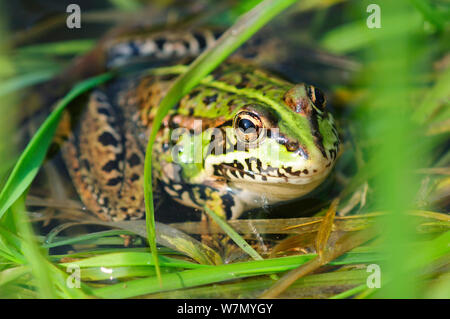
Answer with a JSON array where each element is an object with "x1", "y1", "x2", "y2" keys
[
  {"x1": 154, "y1": 38, "x2": 166, "y2": 50},
  {"x1": 229, "y1": 169, "x2": 238, "y2": 178},
  {"x1": 220, "y1": 193, "x2": 235, "y2": 219},
  {"x1": 303, "y1": 169, "x2": 309, "y2": 174},
  {"x1": 329, "y1": 149, "x2": 337, "y2": 160},
  {"x1": 306, "y1": 107, "x2": 327, "y2": 159},
  {"x1": 120, "y1": 207, "x2": 128, "y2": 212},
  {"x1": 212, "y1": 30, "x2": 223, "y2": 39},
  {"x1": 102, "y1": 160, "x2": 119, "y2": 172},
  {"x1": 192, "y1": 32, "x2": 207, "y2": 50},
  {"x1": 203, "y1": 94, "x2": 218, "y2": 105},
  {"x1": 130, "y1": 173, "x2": 140, "y2": 182},
  {"x1": 81, "y1": 159, "x2": 91, "y2": 171},
  {"x1": 313, "y1": 169, "x2": 317, "y2": 173},
  {"x1": 95, "y1": 94, "x2": 107, "y2": 103},
  {"x1": 130, "y1": 196, "x2": 136, "y2": 201},
  {"x1": 160, "y1": 74, "x2": 177, "y2": 81},
  {"x1": 242, "y1": 50, "x2": 258, "y2": 59},
  {"x1": 285, "y1": 167, "x2": 301, "y2": 176},
  {"x1": 97, "y1": 108, "x2": 111, "y2": 116},
  {"x1": 128, "y1": 153, "x2": 141, "y2": 167},
  {"x1": 236, "y1": 75, "x2": 250, "y2": 89},
  {"x1": 98, "y1": 132, "x2": 118, "y2": 147},
  {"x1": 167, "y1": 114, "x2": 179, "y2": 129},
  {"x1": 106, "y1": 177, "x2": 122, "y2": 186},
  {"x1": 188, "y1": 90, "x2": 200, "y2": 100},
  {"x1": 234, "y1": 160, "x2": 244, "y2": 171},
  {"x1": 128, "y1": 41, "x2": 140, "y2": 56}
]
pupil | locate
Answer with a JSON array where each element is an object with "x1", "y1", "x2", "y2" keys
[{"x1": 239, "y1": 119, "x2": 255, "y2": 131}]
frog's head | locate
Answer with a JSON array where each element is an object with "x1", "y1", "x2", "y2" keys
[{"x1": 204, "y1": 83, "x2": 339, "y2": 201}]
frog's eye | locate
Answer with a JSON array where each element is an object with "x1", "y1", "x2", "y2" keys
[
  {"x1": 306, "y1": 85, "x2": 326, "y2": 111},
  {"x1": 234, "y1": 111, "x2": 263, "y2": 143}
]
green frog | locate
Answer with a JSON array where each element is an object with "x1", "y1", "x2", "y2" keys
[{"x1": 59, "y1": 28, "x2": 340, "y2": 222}]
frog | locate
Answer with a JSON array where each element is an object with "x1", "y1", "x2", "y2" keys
[{"x1": 59, "y1": 28, "x2": 340, "y2": 222}]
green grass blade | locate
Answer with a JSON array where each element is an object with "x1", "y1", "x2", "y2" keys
[
  {"x1": 0, "y1": 69, "x2": 58, "y2": 97},
  {"x1": 18, "y1": 39, "x2": 95, "y2": 56},
  {"x1": 93, "y1": 248, "x2": 382, "y2": 299},
  {"x1": 204, "y1": 206, "x2": 263, "y2": 260},
  {"x1": 11, "y1": 197, "x2": 56, "y2": 298},
  {"x1": 412, "y1": 65, "x2": 450, "y2": 124},
  {"x1": 43, "y1": 229, "x2": 133, "y2": 248},
  {"x1": 408, "y1": 0, "x2": 446, "y2": 31},
  {"x1": 329, "y1": 283, "x2": 367, "y2": 299},
  {"x1": 94, "y1": 255, "x2": 314, "y2": 298},
  {"x1": 143, "y1": 0, "x2": 299, "y2": 284},
  {"x1": 60, "y1": 251, "x2": 209, "y2": 269},
  {"x1": 0, "y1": 72, "x2": 113, "y2": 220}
]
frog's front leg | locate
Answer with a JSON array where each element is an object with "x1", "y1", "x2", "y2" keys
[{"x1": 160, "y1": 177, "x2": 244, "y2": 220}]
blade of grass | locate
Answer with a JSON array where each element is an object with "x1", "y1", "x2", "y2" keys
[
  {"x1": 93, "y1": 247, "x2": 384, "y2": 299},
  {"x1": 94, "y1": 255, "x2": 311, "y2": 298},
  {"x1": 0, "y1": 69, "x2": 58, "y2": 97},
  {"x1": 259, "y1": 227, "x2": 377, "y2": 298},
  {"x1": 18, "y1": 39, "x2": 95, "y2": 56},
  {"x1": 143, "y1": 0, "x2": 299, "y2": 284},
  {"x1": 412, "y1": 65, "x2": 450, "y2": 124},
  {"x1": 11, "y1": 197, "x2": 56, "y2": 298},
  {"x1": 44, "y1": 219, "x2": 223, "y2": 265},
  {"x1": 43, "y1": 229, "x2": 133, "y2": 248},
  {"x1": 204, "y1": 206, "x2": 263, "y2": 260},
  {"x1": 329, "y1": 283, "x2": 367, "y2": 299},
  {"x1": 60, "y1": 251, "x2": 209, "y2": 269},
  {"x1": 150, "y1": 268, "x2": 369, "y2": 299},
  {"x1": 0, "y1": 72, "x2": 113, "y2": 220},
  {"x1": 408, "y1": 0, "x2": 446, "y2": 31}
]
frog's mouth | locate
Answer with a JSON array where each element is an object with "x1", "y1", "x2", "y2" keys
[{"x1": 216, "y1": 162, "x2": 333, "y2": 185}]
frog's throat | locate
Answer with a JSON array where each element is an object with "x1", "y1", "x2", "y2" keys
[{"x1": 230, "y1": 175, "x2": 328, "y2": 207}]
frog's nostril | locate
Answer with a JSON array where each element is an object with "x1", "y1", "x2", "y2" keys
[{"x1": 286, "y1": 141, "x2": 298, "y2": 152}]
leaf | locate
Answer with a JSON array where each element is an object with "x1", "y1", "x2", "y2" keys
[
  {"x1": 204, "y1": 206, "x2": 263, "y2": 260},
  {"x1": 0, "y1": 72, "x2": 113, "y2": 220}
]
